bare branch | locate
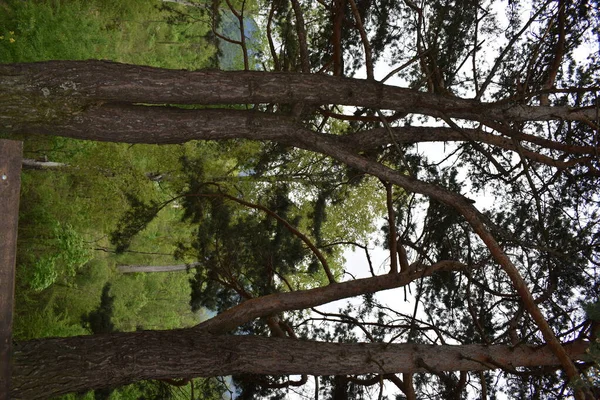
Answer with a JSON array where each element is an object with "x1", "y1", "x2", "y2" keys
[
  {"x1": 477, "y1": 0, "x2": 552, "y2": 100},
  {"x1": 380, "y1": 50, "x2": 431, "y2": 84},
  {"x1": 347, "y1": 0, "x2": 374, "y2": 79},
  {"x1": 290, "y1": 0, "x2": 310, "y2": 73},
  {"x1": 383, "y1": 181, "x2": 399, "y2": 273},
  {"x1": 541, "y1": 0, "x2": 566, "y2": 105},
  {"x1": 320, "y1": 240, "x2": 376, "y2": 277},
  {"x1": 118, "y1": 263, "x2": 197, "y2": 273},
  {"x1": 223, "y1": 0, "x2": 249, "y2": 70},
  {"x1": 21, "y1": 158, "x2": 68, "y2": 170},
  {"x1": 266, "y1": 2, "x2": 280, "y2": 71}
]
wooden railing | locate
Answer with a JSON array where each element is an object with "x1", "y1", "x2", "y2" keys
[{"x1": 0, "y1": 140, "x2": 23, "y2": 400}]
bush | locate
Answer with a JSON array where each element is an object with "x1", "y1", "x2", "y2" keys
[{"x1": 27, "y1": 221, "x2": 92, "y2": 291}]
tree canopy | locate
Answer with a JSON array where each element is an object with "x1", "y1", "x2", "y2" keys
[{"x1": 1, "y1": 0, "x2": 600, "y2": 399}]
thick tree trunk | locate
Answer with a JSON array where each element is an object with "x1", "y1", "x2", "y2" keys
[
  {"x1": 0, "y1": 140, "x2": 23, "y2": 400},
  {"x1": 11, "y1": 331, "x2": 590, "y2": 399},
  {"x1": 4, "y1": 105, "x2": 595, "y2": 173},
  {"x1": 0, "y1": 61, "x2": 595, "y2": 129}
]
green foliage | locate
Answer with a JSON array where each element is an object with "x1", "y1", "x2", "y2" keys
[
  {"x1": 81, "y1": 283, "x2": 116, "y2": 334},
  {"x1": 582, "y1": 302, "x2": 600, "y2": 376},
  {"x1": 57, "y1": 223, "x2": 93, "y2": 272},
  {"x1": 23, "y1": 220, "x2": 92, "y2": 291},
  {"x1": 28, "y1": 256, "x2": 59, "y2": 292},
  {"x1": 584, "y1": 301, "x2": 600, "y2": 322},
  {"x1": 13, "y1": 308, "x2": 88, "y2": 340},
  {"x1": 0, "y1": 0, "x2": 113, "y2": 63},
  {"x1": 110, "y1": 194, "x2": 163, "y2": 253},
  {"x1": 0, "y1": 0, "x2": 215, "y2": 68},
  {"x1": 185, "y1": 183, "x2": 310, "y2": 313}
]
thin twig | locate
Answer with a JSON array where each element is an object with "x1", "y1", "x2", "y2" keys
[{"x1": 348, "y1": 0, "x2": 374, "y2": 79}]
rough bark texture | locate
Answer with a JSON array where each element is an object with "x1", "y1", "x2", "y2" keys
[
  {"x1": 11, "y1": 331, "x2": 590, "y2": 400},
  {"x1": 4, "y1": 105, "x2": 596, "y2": 174},
  {"x1": 0, "y1": 61, "x2": 596, "y2": 129}
]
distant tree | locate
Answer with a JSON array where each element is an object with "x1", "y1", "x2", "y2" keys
[
  {"x1": 117, "y1": 264, "x2": 194, "y2": 273},
  {"x1": 81, "y1": 282, "x2": 116, "y2": 334}
]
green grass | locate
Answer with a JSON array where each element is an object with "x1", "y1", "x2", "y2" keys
[
  {"x1": 0, "y1": 0, "x2": 113, "y2": 62},
  {"x1": 0, "y1": 0, "x2": 216, "y2": 68}
]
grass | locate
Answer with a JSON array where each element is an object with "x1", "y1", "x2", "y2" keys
[{"x1": 0, "y1": 0, "x2": 216, "y2": 68}]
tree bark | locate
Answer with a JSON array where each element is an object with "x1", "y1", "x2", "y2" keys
[
  {"x1": 0, "y1": 61, "x2": 595, "y2": 128},
  {"x1": 4, "y1": 105, "x2": 595, "y2": 174},
  {"x1": 21, "y1": 158, "x2": 68, "y2": 170},
  {"x1": 11, "y1": 331, "x2": 590, "y2": 399},
  {"x1": 118, "y1": 263, "x2": 198, "y2": 273},
  {"x1": 9, "y1": 261, "x2": 468, "y2": 398}
]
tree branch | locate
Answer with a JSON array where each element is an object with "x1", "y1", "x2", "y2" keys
[
  {"x1": 540, "y1": 0, "x2": 566, "y2": 105},
  {"x1": 290, "y1": 0, "x2": 310, "y2": 73},
  {"x1": 197, "y1": 260, "x2": 463, "y2": 334},
  {"x1": 383, "y1": 181, "x2": 399, "y2": 273},
  {"x1": 266, "y1": 2, "x2": 280, "y2": 71},
  {"x1": 347, "y1": 0, "x2": 373, "y2": 80},
  {"x1": 331, "y1": 0, "x2": 346, "y2": 76}
]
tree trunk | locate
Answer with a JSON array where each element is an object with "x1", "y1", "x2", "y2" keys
[
  {"x1": 0, "y1": 140, "x2": 23, "y2": 400},
  {"x1": 118, "y1": 263, "x2": 197, "y2": 273},
  {"x1": 0, "y1": 61, "x2": 595, "y2": 129},
  {"x1": 21, "y1": 158, "x2": 68, "y2": 170},
  {"x1": 11, "y1": 331, "x2": 590, "y2": 399}
]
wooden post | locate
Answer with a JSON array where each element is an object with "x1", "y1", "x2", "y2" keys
[{"x1": 0, "y1": 140, "x2": 23, "y2": 400}]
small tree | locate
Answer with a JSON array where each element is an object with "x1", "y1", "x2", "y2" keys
[{"x1": 81, "y1": 283, "x2": 116, "y2": 335}]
